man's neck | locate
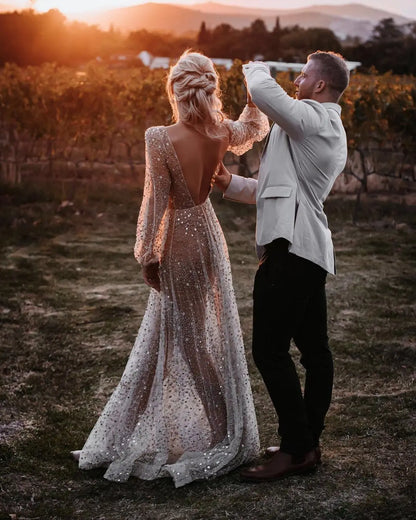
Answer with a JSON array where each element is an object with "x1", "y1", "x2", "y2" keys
[{"x1": 311, "y1": 92, "x2": 339, "y2": 104}]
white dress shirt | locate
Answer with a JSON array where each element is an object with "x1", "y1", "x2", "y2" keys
[{"x1": 225, "y1": 61, "x2": 348, "y2": 274}]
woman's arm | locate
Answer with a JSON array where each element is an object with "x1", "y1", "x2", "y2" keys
[
  {"x1": 134, "y1": 128, "x2": 171, "y2": 291},
  {"x1": 225, "y1": 93, "x2": 270, "y2": 156}
]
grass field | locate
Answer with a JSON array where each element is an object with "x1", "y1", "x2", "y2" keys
[{"x1": 0, "y1": 180, "x2": 415, "y2": 520}]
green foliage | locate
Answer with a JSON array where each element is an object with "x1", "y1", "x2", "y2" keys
[
  {"x1": 346, "y1": 18, "x2": 416, "y2": 74},
  {"x1": 340, "y1": 72, "x2": 416, "y2": 150},
  {"x1": 196, "y1": 18, "x2": 342, "y2": 61},
  {"x1": 337, "y1": 71, "x2": 416, "y2": 198},
  {"x1": 278, "y1": 27, "x2": 343, "y2": 61},
  {"x1": 0, "y1": 63, "x2": 171, "y2": 168},
  {"x1": 0, "y1": 9, "x2": 344, "y2": 66},
  {"x1": 1, "y1": 9, "x2": 416, "y2": 76},
  {"x1": 126, "y1": 29, "x2": 194, "y2": 58},
  {"x1": 0, "y1": 63, "x2": 414, "y2": 189},
  {"x1": 218, "y1": 60, "x2": 246, "y2": 119}
]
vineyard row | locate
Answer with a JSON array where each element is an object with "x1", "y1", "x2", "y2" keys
[{"x1": 1, "y1": 62, "x2": 415, "y2": 191}]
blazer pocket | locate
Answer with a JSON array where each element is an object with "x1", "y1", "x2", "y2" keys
[
  {"x1": 256, "y1": 185, "x2": 297, "y2": 246},
  {"x1": 261, "y1": 186, "x2": 293, "y2": 198}
]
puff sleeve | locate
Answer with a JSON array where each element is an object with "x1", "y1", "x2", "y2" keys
[
  {"x1": 134, "y1": 128, "x2": 171, "y2": 267},
  {"x1": 225, "y1": 105, "x2": 270, "y2": 156}
]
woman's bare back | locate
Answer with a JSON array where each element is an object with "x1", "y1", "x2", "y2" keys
[{"x1": 166, "y1": 122, "x2": 229, "y2": 205}]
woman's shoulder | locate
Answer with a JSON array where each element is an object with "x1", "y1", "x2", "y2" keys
[
  {"x1": 219, "y1": 119, "x2": 233, "y2": 139},
  {"x1": 222, "y1": 118, "x2": 235, "y2": 131},
  {"x1": 145, "y1": 125, "x2": 166, "y2": 141}
]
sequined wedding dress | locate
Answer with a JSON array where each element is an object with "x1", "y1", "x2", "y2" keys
[{"x1": 77, "y1": 106, "x2": 269, "y2": 487}]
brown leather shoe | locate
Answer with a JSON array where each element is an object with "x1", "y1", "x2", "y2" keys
[
  {"x1": 240, "y1": 449, "x2": 318, "y2": 482},
  {"x1": 264, "y1": 445, "x2": 322, "y2": 464}
]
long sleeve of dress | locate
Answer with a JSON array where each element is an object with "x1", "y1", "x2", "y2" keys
[
  {"x1": 134, "y1": 127, "x2": 171, "y2": 266},
  {"x1": 225, "y1": 105, "x2": 270, "y2": 156}
]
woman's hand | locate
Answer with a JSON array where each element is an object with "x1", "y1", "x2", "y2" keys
[
  {"x1": 213, "y1": 162, "x2": 232, "y2": 193},
  {"x1": 143, "y1": 262, "x2": 161, "y2": 292},
  {"x1": 244, "y1": 78, "x2": 256, "y2": 107},
  {"x1": 247, "y1": 88, "x2": 256, "y2": 108}
]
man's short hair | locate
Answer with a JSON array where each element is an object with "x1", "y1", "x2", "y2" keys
[{"x1": 307, "y1": 51, "x2": 350, "y2": 98}]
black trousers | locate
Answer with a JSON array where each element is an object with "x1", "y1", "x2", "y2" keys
[{"x1": 252, "y1": 238, "x2": 333, "y2": 456}]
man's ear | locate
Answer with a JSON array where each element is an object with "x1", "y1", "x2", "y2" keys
[{"x1": 315, "y1": 79, "x2": 326, "y2": 93}]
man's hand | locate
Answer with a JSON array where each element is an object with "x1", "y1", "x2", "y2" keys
[
  {"x1": 142, "y1": 262, "x2": 160, "y2": 292},
  {"x1": 213, "y1": 162, "x2": 232, "y2": 193}
]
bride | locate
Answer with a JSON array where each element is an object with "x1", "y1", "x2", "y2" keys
[{"x1": 73, "y1": 50, "x2": 269, "y2": 487}]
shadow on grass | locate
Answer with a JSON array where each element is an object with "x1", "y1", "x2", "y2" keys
[{"x1": 1, "y1": 180, "x2": 415, "y2": 519}]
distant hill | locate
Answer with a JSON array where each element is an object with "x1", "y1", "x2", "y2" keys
[
  {"x1": 188, "y1": 1, "x2": 280, "y2": 17},
  {"x1": 285, "y1": 3, "x2": 410, "y2": 23},
  {"x1": 192, "y1": 2, "x2": 410, "y2": 24},
  {"x1": 190, "y1": 3, "x2": 413, "y2": 41},
  {"x1": 69, "y1": 2, "x2": 415, "y2": 41}
]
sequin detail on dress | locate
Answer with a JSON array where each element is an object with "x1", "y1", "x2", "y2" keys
[{"x1": 78, "y1": 106, "x2": 269, "y2": 487}]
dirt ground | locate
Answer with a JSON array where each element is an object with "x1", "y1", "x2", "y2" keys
[{"x1": 0, "y1": 181, "x2": 415, "y2": 520}]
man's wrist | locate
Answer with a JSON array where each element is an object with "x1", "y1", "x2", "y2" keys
[
  {"x1": 214, "y1": 163, "x2": 232, "y2": 193},
  {"x1": 218, "y1": 173, "x2": 232, "y2": 193}
]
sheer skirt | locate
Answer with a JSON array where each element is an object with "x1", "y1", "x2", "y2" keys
[{"x1": 78, "y1": 200, "x2": 259, "y2": 487}]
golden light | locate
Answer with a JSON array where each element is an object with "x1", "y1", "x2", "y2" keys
[{"x1": 33, "y1": 1, "x2": 147, "y2": 15}]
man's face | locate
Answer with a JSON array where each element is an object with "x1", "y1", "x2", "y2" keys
[{"x1": 294, "y1": 60, "x2": 321, "y2": 100}]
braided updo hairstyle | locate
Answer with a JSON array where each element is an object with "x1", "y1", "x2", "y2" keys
[{"x1": 167, "y1": 50, "x2": 227, "y2": 138}]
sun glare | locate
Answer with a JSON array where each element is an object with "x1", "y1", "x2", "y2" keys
[{"x1": 33, "y1": 1, "x2": 147, "y2": 15}]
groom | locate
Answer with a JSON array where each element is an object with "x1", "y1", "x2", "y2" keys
[{"x1": 216, "y1": 51, "x2": 350, "y2": 481}]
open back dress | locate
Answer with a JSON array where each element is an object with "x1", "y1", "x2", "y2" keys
[{"x1": 78, "y1": 106, "x2": 269, "y2": 487}]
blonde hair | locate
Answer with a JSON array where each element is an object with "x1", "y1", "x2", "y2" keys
[{"x1": 166, "y1": 50, "x2": 227, "y2": 138}]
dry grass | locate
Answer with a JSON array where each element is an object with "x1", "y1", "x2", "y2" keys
[{"x1": 0, "y1": 181, "x2": 415, "y2": 520}]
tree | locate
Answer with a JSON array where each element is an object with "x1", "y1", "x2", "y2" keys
[
  {"x1": 266, "y1": 17, "x2": 282, "y2": 60},
  {"x1": 347, "y1": 18, "x2": 416, "y2": 74},
  {"x1": 279, "y1": 26, "x2": 342, "y2": 61},
  {"x1": 197, "y1": 21, "x2": 211, "y2": 46},
  {"x1": 247, "y1": 18, "x2": 269, "y2": 58},
  {"x1": 208, "y1": 24, "x2": 239, "y2": 58},
  {"x1": 0, "y1": 9, "x2": 124, "y2": 66},
  {"x1": 370, "y1": 17, "x2": 403, "y2": 42}
]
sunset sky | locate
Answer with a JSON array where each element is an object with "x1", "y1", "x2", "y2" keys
[{"x1": 4, "y1": 0, "x2": 416, "y2": 19}]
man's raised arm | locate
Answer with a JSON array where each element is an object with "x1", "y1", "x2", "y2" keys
[{"x1": 243, "y1": 62, "x2": 323, "y2": 141}]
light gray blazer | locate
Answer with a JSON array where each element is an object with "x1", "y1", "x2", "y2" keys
[{"x1": 225, "y1": 62, "x2": 348, "y2": 275}]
